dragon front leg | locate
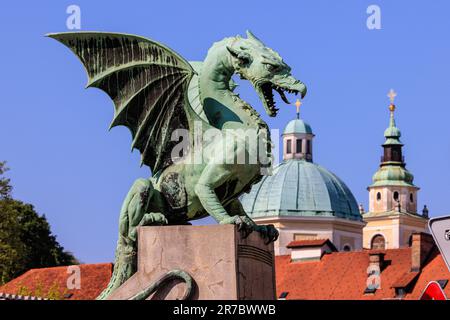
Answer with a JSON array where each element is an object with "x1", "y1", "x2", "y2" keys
[
  {"x1": 194, "y1": 164, "x2": 277, "y2": 242},
  {"x1": 194, "y1": 164, "x2": 254, "y2": 233}
]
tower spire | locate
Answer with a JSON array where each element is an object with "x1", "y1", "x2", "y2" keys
[
  {"x1": 383, "y1": 89, "x2": 402, "y2": 142},
  {"x1": 388, "y1": 105, "x2": 396, "y2": 129},
  {"x1": 381, "y1": 89, "x2": 403, "y2": 164},
  {"x1": 387, "y1": 89, "x2": 397, "y2": 132}
]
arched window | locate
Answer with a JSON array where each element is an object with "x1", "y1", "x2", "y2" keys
[
  {"x1": 371, "y1": 234, "x2": 386, "y2": 250},
  {"x1": 410, "y1": 193, "x2": 414, "y2": 203},
  {"x1": 393, "y1": 191, "x2": 399, "y2": 201},
  {"x1": 343, "y1": 245, "x2": 351, "y2": 252},
  {"x1": 376, "y1": 192, "x2": 381, "y2": 201}
]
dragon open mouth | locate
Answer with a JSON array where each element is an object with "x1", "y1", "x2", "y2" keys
[{"x1": 259, "y1": 82, "x2": 302, "y2": 117}]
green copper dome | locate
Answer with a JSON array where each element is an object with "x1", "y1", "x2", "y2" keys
[
  {"x1": 283, "y1": 119, "x2": 313, "y2": 135},
  {"x1": 371, "y1": 165, "x2": 415, "y2": 187},
  {"x1": 384, "y1": 126, "x2": 401, "y2": 139},
  {"x1": 241, "y1": 159, "x2": 362, "y2": 221}
]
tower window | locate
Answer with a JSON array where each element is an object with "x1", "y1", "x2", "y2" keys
[
  {"x1": 306, "y1": 140, "x2": 311, "y2": 154},
  {"x1": 393, "y1": 191, "x2": 399, "y2": 201},
  {"x1": 286, "y1": 139, "x2": 292, "y2": 154},
  {"x1": 392, "y1": 149, "x2": 400, "y2": 161},
  {"x1": 376, "y1": 192, "x2": 381, "y2": 201},
  {"x1": 410, "y1": 193, "x2": 414, "y2": 202},
  {"x1": 371, "y1": 234, "x2": 386, "y2": 250},
  {"x1": 296, "y1": 139, "x2": 302, "y2": 153}
]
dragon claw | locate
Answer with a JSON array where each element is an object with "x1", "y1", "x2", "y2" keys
[
  {"x1": 139, "y1": 212, "x2": 169, "y2": 226},
  {"x1": 255, "y1": 224, "x2": 279, "y2": 244},
  {"x1": 220, "y1": 215, "x2": 254, "y2": 239},
  {"x1": 220, "y1": 217, "x2": 279, "y2": 244},
  {"x1": 238, "y1": 222, "x2": 253, "y2": 239}
]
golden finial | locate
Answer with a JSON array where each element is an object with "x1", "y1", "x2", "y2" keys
[
  {"x1": 295, "y1": 99, "x2": 302, "y2": 119},
  {"x1": 387, "y1": 89, "x2": 397, "y2": 111}
]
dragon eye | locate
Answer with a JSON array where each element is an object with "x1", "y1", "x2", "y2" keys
[
  {"x1": 240, "y1": 56, "x2": 250, "y2": 65},
  {"x1": 265, "y1": 64, "x2": 278, "y2": 72}
]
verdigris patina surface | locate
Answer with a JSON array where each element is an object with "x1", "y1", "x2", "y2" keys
[{"x1": 48, "y1": 31, "x2": 306, "y2": 299}]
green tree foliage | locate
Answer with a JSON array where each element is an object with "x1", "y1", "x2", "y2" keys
[
  {"x1": 0, "y1": 162, "x2": 78, "y2": 285},
  {"x1": 0, "y1": 161, "x2": 12, "y2": 199}
]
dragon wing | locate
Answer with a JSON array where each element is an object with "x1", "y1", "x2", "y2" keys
[{"x1": 48, "y1": 32, "x2": 206, "y2": 173}]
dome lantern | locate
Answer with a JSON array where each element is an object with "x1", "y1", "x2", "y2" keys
[{"x1": 282, "y1": 99, "x2": 315, "y2": 162}]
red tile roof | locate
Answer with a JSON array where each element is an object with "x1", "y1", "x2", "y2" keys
[
  {"x1": 0, "y1": 263, "x2": 112, "y2": 300},
  {"x1": 275, "y1": 247, "x2": 450, "y2": 300},
  {"x1": 391, "y1": 271, "x2": 419, "y2": 288},
  {"x1": 1, "y1": 245, "x2": 449, "y2": 300},
  {"x1": 406, "y1": 248, "x2": 450, "y2": 299}
]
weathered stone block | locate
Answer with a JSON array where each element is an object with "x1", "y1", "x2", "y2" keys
[{"x1": 108, "y1": 225, "x2": 275, "y2": 300}]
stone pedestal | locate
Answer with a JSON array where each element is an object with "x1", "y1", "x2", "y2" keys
[{"x1": 108, "y1": 224, "x2": 276, "y2": 300}]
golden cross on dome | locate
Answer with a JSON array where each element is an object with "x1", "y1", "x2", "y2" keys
[
  {"x1": 295, "y1": 99, "x2": 302, "y2": 119},
  {"x1": 387, "y1": 89, "x2": 397, "y2": 105}
]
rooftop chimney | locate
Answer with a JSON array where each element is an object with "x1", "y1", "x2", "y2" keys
[
  {"x1": 364, "y1": 252, "x2": 385, "y2": 294},
  {"x1": 410, "y1": 232, "x2": 435, "y2": 272},
  {"x1": 369, "y1": 252, "x2": 385, "y2": 270}
]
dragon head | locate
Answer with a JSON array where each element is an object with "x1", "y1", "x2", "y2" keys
[{"x1": 227, "y1": 31, "x2": 307, "y2": 117}]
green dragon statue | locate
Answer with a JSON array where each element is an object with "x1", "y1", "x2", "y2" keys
[{"x1": 48, "y1": 31, "x2": 306, "y2": 299}]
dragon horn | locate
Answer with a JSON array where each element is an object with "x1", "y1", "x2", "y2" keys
[{"x1": 246, "y1": 30, "x2": 265, "y2": 46}]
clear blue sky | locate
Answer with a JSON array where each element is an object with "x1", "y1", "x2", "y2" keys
[{"x1": 1, "y1": 1, "x2": 449, "y2": 263}]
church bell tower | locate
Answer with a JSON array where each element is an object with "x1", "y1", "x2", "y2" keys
[{"x1": 363, "y1": 90, "x2": 429, "y2": 250}]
